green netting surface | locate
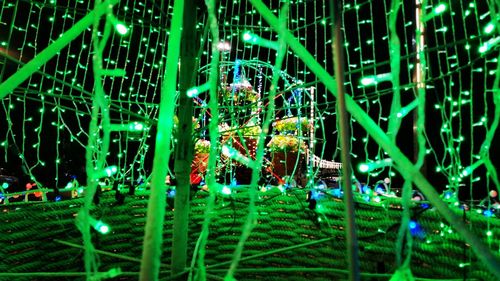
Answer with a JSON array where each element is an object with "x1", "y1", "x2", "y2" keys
[{"x1": 1, "y1": 189, "x2": 499, "y2": 281}]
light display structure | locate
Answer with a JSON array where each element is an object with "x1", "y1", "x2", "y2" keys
[{"x1": 0, "y1": 0, "x2": 499, "y2": 280}]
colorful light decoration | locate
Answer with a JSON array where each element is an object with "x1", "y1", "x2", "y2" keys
[
  {"x1": 96, "y1": 268, "x2": 122, "y2": 279},
  {"x1": 217, "y1": 41, "x2": 231, "y2": 52},
  {"x1": 483, "y1": 210, "x2": 494, "y2": 218},
  {"x1": 221, "y1": 145, "x2": 255, "y2": 168},
  {"x1": 115, "y1": 23, "x2": 129, "y2": 35},
  {"x1": 91, "y1": 166, "x2": 118, "y2": 180},
  {"x1": 459, "y1": 263, "x2": 471, "y2": 268},
  {"x1": 242, "y1": 31, "x2": 279, "y2": 50},
  {"x1": 187, "y1": 83, "x2": 211, "y2": 98},
  {"x1": 221, "y1": 185, "x2": 232, "y2": 195},
  {"x1": 0, "y1": 0, "x2": 495, "y2": 204},
  {"x1": 396, "y1": 99, "x2": 419, "y2": 119},
  {"x1": 479, "y1": 37, "x2": 500, "y2": 54},
  {"x1": 110, "y1": 122, "x2": 147, "y2": 132},
  {"x1": 91, "y1": 218, "x2": 110, "y2": 234},
  {"x1": 423, "y1": 3, "x2": 448, "y2": 22},
  {"x1": 359, "y1": 73, "x2": 392, "y2": 87},
  {"x1": 484, "y1": 22, "x2": 495, "y2": 35},
  {"x1": 461, "y1": 159, "x2": 484, "y2": 177},
  {"x1": 129, "y1": 122, "x2": 145, "y2": 131},
  {"x1": 358, "y1": 158, "x2": 393, "y2": 173},
  {"x1": 108, "y1": 15, "x2": 129, "y2": 36},
  {"x1": 0, "y1": 0, "x2": 499, "y2": 278},
  {"x1": 433, "y1": 3, "x2": 447, "y2": 14},
  {"x1": 167, "y1": 188, "x2": 176, "y2": 198}
]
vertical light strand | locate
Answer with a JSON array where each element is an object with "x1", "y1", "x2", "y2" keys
[
  {"x1": 196, "y1": 0, "x2": 221, "y2": 279},
  {"x1": 392, "y1": 0, "x2": 413, "y2": 269},
  {"x1": 80, "y1": 1, "x2": 117, "y2": 278},
  {"x1": 225, "y1": 6, "x2": 289, "y2": 281},
  {"x1": 387, "y1": 0, "x2": 402, "y2": 144}
]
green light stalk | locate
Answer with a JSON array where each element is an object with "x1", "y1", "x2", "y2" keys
[
  {"x1": 478, "y1": 53, "x2": 500, "y2": 193},
  {"x1": 249, "y1": 0, "x2": 500, "y2": 278},
  {"x1": 139, "y1": 0, "x2": 184, "y2": 280},
  {"x1": 171, "y1": 0, "x2": 198, "y2": 275},
  {"x1": 224, "y1": 5, "x2": 289, "y2": 281},
  {"x1": 80, "y1": 2, "x2": 120, "y2": 278},
  {"x1": 387, "y1": 0, "x2": 402, "y2": 144},
  {"x1": 195, "y1": 0, "x2": 221, "y2": 279}
]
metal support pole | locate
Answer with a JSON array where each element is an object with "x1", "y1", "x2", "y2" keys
[
  {"x1": 415, "y1": 0, "x2": 425, "y2": 92},
  {"x1": 330, "y1": 1, "x2": 360, "y2": 281},
  {"x1": 139, "y1": 1, "x2": 185, "y2": 280},
  {"x1": 0, "y1": 0, "x2": 119, "y2": 99},
  {"x1": 171, "y1": 0, "x2": 197, "y2": 277},
  {"x1": 413, "y1": 0, "x2": 427, "y2": 175},
  {"x1": 308, "y1": 87, "x2": 315, "y2": 184}
]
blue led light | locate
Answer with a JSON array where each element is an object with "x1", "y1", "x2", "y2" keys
[
  {"x1": 221, "y1": 186, "x2": 231, "y2": 195},
  {"x1": 331, "y1": 188, "x2": 343, "y2": 198},
  {"x1": 444, "y1": 192, "x2": 452, "y2": 199},
  {"x1": 409, "y1": 221, "x2": 417, "y2": 229},
  {"x1": 167, "y1": 189, "x2": 176, "y2": 198},
  {"x1": 483, "y1": 210, "x2": 493, "y2": 217},
  {"x1": 310, "y1": 190, "x2": 319, "y2": 200}
]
